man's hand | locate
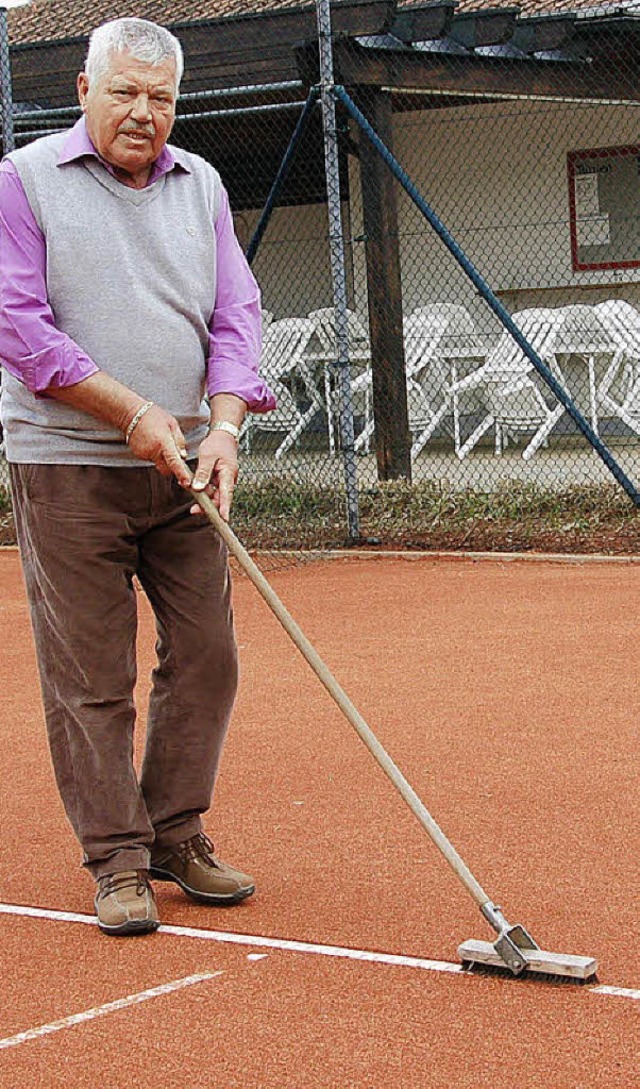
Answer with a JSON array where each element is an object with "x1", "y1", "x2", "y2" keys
[
  {"x1": 47, "y1": 372, "x2": 193, "y2": 489},
  {"x1": 190, "y1": 429, "x2": 239, "y2": 522},
  {"x1": 125, "y1": 403, "x2": 192, "y2": 488}
]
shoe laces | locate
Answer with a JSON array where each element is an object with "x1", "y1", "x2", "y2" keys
[
  {"x1": 98, "y1": 870, "x2": 151, "y2": 900},
  {"x1": 181, "y1": 833, "x2": 218, "y2": 867}
]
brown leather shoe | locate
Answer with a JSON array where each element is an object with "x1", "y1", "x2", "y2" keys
[
  {"x1": 150, "y1": 833, "x2": 255, "y2": 905},
  {"x1": 95, "y1": 870, "x2": 160, "y2": 936}
]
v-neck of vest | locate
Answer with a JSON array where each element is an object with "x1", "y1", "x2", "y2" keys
[{"x1": 83, "y1": 158, "x2": 168, "y2": 205}]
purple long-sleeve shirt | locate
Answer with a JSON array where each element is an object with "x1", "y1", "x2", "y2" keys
[{"x1": 0, "y1": 118, "x2": 275, "y2": 412}]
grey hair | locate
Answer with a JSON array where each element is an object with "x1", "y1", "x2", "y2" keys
[{"x1": 84, "y1": 18, "x2": 184, "y2": 92}]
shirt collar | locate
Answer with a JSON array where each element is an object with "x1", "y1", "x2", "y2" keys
[{"x1": 57, "y1": 116, "x2": 191, "y2": 186}]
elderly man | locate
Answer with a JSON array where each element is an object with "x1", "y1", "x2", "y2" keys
[{"x1": 0, "y1": 17, "x2": 274, "y2": 935}]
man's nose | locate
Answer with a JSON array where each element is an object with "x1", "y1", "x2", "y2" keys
[{"x1": 130, "y1": 94, "x2": 152, "y2": 121}]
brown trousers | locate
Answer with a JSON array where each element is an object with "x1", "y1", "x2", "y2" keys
[{"x1": 10, "y1": 463, "x2": 238, "y2": 879}]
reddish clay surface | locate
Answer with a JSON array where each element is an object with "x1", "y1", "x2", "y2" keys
[{"x1": 0, "y1": 550, "x2": 638, "y2": 1087}]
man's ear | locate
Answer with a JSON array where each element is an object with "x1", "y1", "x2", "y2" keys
[{"x1": 77, "y1": 72, "x2": 89, "y2": 112}]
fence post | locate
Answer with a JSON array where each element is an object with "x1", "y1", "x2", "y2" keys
[
  {"x1": 357, "y1": 88, "x2": 411, "y2": 481},
  {"x1": 316, "y1": 0, "x2": 360, "y2": 541},
  {"x1": 0, "y1": 4, "x2": 15, "y2": 156}
]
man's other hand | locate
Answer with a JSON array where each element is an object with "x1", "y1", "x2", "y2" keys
[{"x1": 189, "y1": 429, "x2": 239, "y2": 522}]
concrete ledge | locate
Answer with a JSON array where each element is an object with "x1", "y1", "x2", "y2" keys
[
  {"x1": 254, "y1": 548, "x2": 640, "y2": 565},
  {"x1": 2, "y1": 545, "x2": 639, "y2": 564}
]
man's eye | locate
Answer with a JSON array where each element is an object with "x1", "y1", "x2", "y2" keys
[{"x1": 113, "y1": 89, "x2": 132, "y2": 97}]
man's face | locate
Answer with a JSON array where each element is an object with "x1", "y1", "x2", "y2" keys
[{"x1": 78, "y1": 51, "x2": 177, "y2": 183}]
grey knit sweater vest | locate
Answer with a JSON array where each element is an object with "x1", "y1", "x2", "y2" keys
[{"x1": 3, "y1": 132, "x2": 222, "y2": 464}]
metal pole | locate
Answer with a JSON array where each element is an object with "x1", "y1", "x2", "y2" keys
[
  {"x1": 15, "y1": 99, "x2": 311, "y2": 137},
  {"x1": 0, "y1": 6, "x2": 15, "y2": 155},
  {"x1": 316, "y1": 0, "x2": 360, "y2": 540},
  {"x1": 13, "y1": 81, "x2": 308, "y2": 125},
  {"x1": 246, "y1": 88, "x2": 319, "y2": 266}
]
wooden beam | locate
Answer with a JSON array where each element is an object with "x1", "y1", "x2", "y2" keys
[
  {"x1": 357, "y1": 89, "x2": 412, "y2": 481},
  {"x1": 327, "y1": 37, "x2": 640, "y2": 103},
  {"x1": 10, "y1": 39, "x2": 85, "y2": 107},
  {"x1": 176, "y1": 1, "x2": 395, "y2": 63},
  {"x1": 8, "y1": 0, "x2": 395, "y2": 105}
]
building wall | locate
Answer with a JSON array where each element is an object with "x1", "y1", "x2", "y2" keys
[
  {"x1": 240, "y1": 202, "x2": 352, "y2": 320},
  {"x1": 242, "y1": 97, "x2": 640, "y2": 331},
  {"x1": 349, "y1": 97, "x2": 640, "y2": 334}
]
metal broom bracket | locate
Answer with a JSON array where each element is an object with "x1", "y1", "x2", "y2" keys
[{"x1": 479, "y1": 902, "x2": 540, "y2": 976}]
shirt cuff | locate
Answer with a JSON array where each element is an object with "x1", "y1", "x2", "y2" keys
[
  {"x1": 3, "y1": 338, "x2": 100, "y2": 395},
  {"x1": 207, "y1": 360, "x2": 276, "y2": 413}
]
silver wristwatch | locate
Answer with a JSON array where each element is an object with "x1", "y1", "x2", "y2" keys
[{"x1": 210, "y1": 420, "x2": 241, "y2": 442}]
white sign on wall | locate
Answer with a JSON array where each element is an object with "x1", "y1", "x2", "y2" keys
[{"x1": 568, "y1": 145, "x2": 639, "y2": 270}]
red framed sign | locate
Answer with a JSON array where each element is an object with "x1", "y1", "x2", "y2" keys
[{"x1": 567, "y1": 144, "x2": 640, "y2": 272}]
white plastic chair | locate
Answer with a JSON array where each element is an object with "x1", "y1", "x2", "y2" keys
[
  {"x1": 543, "y1": 305, "x2": 618, "y2": 436},
  {"x1": 403, "y1": 305, "x2": 487, "y2": 458},
  {"x1": 593, "y1": 300, "x2": 640, "y2": 436},
  {"x1": 458, "y1": 308, "x2": 564, "y2": 459},
  {"x1": 307, "y1": 308, "x2": 371, "y2": 454},
  {"x1": 475, "y1": 372, "x2": 565, "y2": 459},
  {"x1": 346, "y1": 303, "x2": 486, "y2": 457},
  {"x1": 244, "y1": 317, "x2": 323, "y2": 459},
  {"x1": 348, "y1": 368, "x2": 434, "y2": 456},
  {"x1": 459, "y1": 306, "x2": 617, "y2": 458},
  {"x1": 307, "y1": 307, "x2": 370, "y2": 356}
]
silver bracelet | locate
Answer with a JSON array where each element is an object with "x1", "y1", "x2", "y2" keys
[
  {"x1": 210, "y1": 420, "x2": 241, "y2": 442},
  {"x1": 125, "y1": 400, "x2": 154, "y2": 444}
]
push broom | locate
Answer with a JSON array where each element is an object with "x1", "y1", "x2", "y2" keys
[{"x1": 189, "y1": 475, "x2": 597, "y2": 983}]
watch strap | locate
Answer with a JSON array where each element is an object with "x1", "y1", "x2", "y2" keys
[{"x1": 210, "y1": 420, "x2": 241, "y2": 441}]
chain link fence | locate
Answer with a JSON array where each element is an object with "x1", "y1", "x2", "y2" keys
[
  {"x1": 333, "y1": 20, "x2": 640, "y2": 496},
  {"x1": 2, "y1": 5, "x2": 640, "y2": 550}
]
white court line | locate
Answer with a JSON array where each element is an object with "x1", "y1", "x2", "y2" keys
[
  {"x1": 1, "y1": 901, "x2": 639, "y2": 1002},
  {"x1": 0, "y1": 901, "x2": 461, "y2": 975},
  {"x1": 0, "y1": 971, "x2": 220, "y2": 1052},
  {"x1": 592, "y1": 985, "x2": 640, "y2": 1000}
]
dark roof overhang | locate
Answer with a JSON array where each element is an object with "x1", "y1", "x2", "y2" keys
[
  {"x1": 292, "y1": 1, "x2": 640, "y2": 102},
  {"x1": 7, "y1": 0, "x2": 640, "y2": 109}
]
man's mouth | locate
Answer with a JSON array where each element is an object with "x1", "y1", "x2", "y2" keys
[{"x1": 120, "y1": 131, "x2": 153, "y2": 142}]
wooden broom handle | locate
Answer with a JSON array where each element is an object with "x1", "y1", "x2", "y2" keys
[{"x1": 188, "y1": 474, "x2": 491, "y2": 909}]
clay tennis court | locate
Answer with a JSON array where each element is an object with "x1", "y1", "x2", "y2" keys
[{"x1": 0, "y1": 547, "x2": 638, "y2": 1087}]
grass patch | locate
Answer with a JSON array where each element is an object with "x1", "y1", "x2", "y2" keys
[
  {"x1": 1, "y1": 476, "x2": 638, "y2": 553},
  {"x1": 233, "y1": 477, "x2": 346, "y2": 549},
  {"x1": 233, "y1": 477, "x2": 638, "y2": 553},
  {"x1": 359, "y1": 479, "x2": 630, "y2": 531}
]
